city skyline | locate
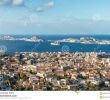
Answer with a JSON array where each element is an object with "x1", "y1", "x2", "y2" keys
[{"x1": 0, "y1": 0, "x2": 110, "y2": 35}]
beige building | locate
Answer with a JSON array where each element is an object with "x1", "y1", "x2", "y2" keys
[{"x1": 23, "y1": 65, "x2": 37, "y2": 72}]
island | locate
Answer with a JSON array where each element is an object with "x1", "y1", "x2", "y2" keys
[
  {"x1": 1, "y1": 36, "x2": 110, "y2": 45},
  {"x1": 59, "y1": 37, "x2": 110, "y2": 45},
  {"x1": 0, "y1": 36, "x2": 44, "y2": 42}
]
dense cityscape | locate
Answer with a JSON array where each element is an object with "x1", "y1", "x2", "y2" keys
[{"x1": 0, "y1": 52, "x2": 110, "y2": 91}]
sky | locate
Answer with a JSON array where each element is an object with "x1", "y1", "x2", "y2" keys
[{"x1": 0, "y1": 0, "x2": 110, "y2": 35}]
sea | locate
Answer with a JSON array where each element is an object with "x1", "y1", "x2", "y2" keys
[{"x1": 0, "y1": 34, "x2": 110, "y2": 53}]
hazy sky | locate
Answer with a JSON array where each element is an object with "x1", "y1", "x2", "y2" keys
[{"x1": 0, "y1": 0, "x2": 110, "y2": 35}]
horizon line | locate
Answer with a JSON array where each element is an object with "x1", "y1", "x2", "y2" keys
[{"x1": 0, "y1": 33, "x2": 110, "y2": 36}]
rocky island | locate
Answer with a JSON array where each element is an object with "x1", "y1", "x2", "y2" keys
[
  {"x1": 59, "y1": 37, "x2": 110, "y2": 45},
  {"x1": 0, "y1": 36, "x2": 44, "y2": 42},
  {"x1": 1, "y1": 36, "x2": 110, "y2": 45}
]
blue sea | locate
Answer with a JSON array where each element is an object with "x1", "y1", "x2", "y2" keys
[{"x1": 1, "y1": 35, "x2": 110, "y2": 53}]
